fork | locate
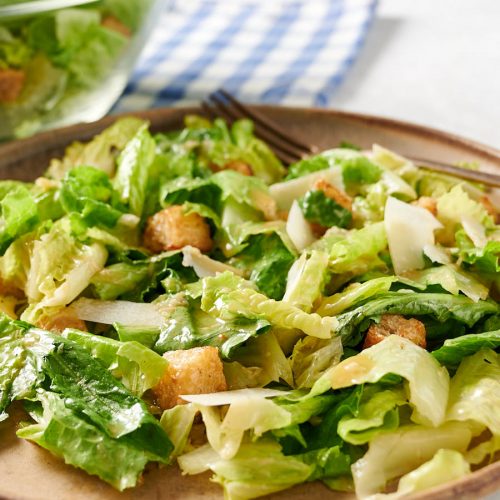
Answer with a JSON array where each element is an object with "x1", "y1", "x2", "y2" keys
[{"x1": 202, "y1": 89, "x2": 500, "y2": 188}]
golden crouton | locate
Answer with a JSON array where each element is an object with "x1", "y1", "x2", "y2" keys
[
  {"x1": 313, "y1": 179, "x2": 353, "y2": 211},
  {"x1": 101, "y1": 15, "x2": 132, "y2": 37},
  {"x1": 412, "y1": 196, "x2": 437, "y2": 216},
  {"x1": 224, "y1": 160, "x2": 253, "y2": 176},
  {"x1": 152, "y1": 346, "x2": 227, "y2": 410},
  {"x1": 143, "y1": 205, "x2": 213, "y2": 253},
  {"x1": 363, "y1": 314, "x2": 426, "y2": 349},
  {"x1": 36, "y1": 310, "x2": 87, "y2": 333},
  {"x1": 479, "y1": 195, "x2": 499, "y2": 224},
  {"x1": 0, "y1": 68, "x2": 25, "y2": 103}
]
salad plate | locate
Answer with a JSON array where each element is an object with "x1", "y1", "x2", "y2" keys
[{"x1": 0, "y1": 106, "x2": 499, "y2": 500}]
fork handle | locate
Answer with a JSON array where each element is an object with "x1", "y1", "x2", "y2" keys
[{"x1": 412, "y1": 157, "x2": 500, "y2": 188}]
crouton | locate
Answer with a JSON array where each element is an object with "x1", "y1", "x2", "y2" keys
[
  {"x1": 412, "y1": 196, "x2": 437, "y2": 216},
  {"x1": 101, "y1": 15, "x2": 132, "y2": 38},
  {"x1": 363, "y1": 314, "x2": 426, "y2": 349},
  {"x1": 152, "y1": 346, "x2": 227, "y2": 410},
  {"x1": 210, "y1": 160, "x2": 253, "y2": 176},
  {"x1": 312, "y1": 178, "x2": 353, "y2": 211},
  {"x1": 0, "y1": 68, "x2": 25, "y2": 103},
  {"x1": 224, "y1": 160, "x2": 253, "y2": 176},
  {"x1": 36, "y1": 311, "x2": 87, "y2": 333},
  {"x1": 143, "y1": 205, "x2": 213, "y2": 253},
  {"x1": 480, "y1": 195, "x2": 499, "y2": 224}
]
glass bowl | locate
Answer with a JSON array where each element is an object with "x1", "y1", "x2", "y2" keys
[{"x1": 0, "y1": 0, "x2": 166, "y2": 139}]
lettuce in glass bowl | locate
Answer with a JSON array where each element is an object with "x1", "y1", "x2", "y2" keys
[{"x1": 0, "y1": 0, "x2": 166, "y2": 139}]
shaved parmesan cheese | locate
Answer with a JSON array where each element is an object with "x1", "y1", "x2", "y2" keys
[
  {"x1": 385, "y1": 197, "x2": 442, "y2": 275},
  {"x1": 461, "y1": 215, "x2": 488, "y2": 248},
  {"x1": 423, "y1": 244, "x2": 451, "y2": 265},
  {"x1": 269, "y1": 167, "x2": 344, "y2": 211},
  {"x1": 71, "y1": 298, "x2": 163, "y2": 327},
  {"x1": 182, "y1": 246, "x2": 244, "y2": 278},
  {"x1": 286, "y1": 200, "x2": 316, "y2": 252},
  {"x1": 180, "y1": 388, "x2": 289, "y2": 406}
]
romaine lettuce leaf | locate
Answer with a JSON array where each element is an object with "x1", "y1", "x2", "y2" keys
[
  {"x1": 229, "y1": 232, "x2": 295, "y2": 300},
  {"x1": 0, "y1": 184, "x2": 39, "y2": 255},
  {"x1": 383, "y1": 449, "x2": 470, "y2": 498},
  {"x1": 62, "y1": 329, "x2": 167, "y2": 396},
  {"x1": 432, "y1": 330, "x2": 500, "y2": 369},
  {"x1": 160, "y1": 403, "x2": 198, "y2": 458},
  {"x1": 22, "y1": 221, "x2": 107, "y2": 316},
  {"x1": 319, "y1": 222, "x2": 388, "y2": 275},
  {"x1": 154, "y1": 292, "x2": 271, "y2": 359},
  {"x1": 179, "y1": 440, "x2": 311, "y2": 499},
  {"x1": 201, "y1": 272, "x2": 338, "y2": 340},
  {"x1": 337, "y1": 387, "x2": 406, "y2": 445},
  {"x1": 447, "y1": 349, "x2": 500, "y2": 438},
  {"x1": 46, "y1": 117, "x2": 146, "y2": 179},
  {"x1": 60, "y1": 166, "x2": 125, "y2": 227},
  {"x1": 114, "y1": 125, "x2": 156, "y2": 217},
  {"x1": 334, "y1": 291, "x2": 499, "y2": 346},
  {"x1": 299, "y1": 190, "x2": 352, "y2": 228},
  {"x1": 404, "y1": 264, "x2": 489, "y2": 302},
  {"x1": 351, "y1": 421, "x2": 472, "y2": 497},
  {"x1": 290, "y1": 336, "x2": 343, "y2": 389},
  {"x1": 283, "y1": 251, "x2": 329, "y2": 312},
  {"x1": 456, "y1": 229, "x2": 500, "y2": 274},
  {"x1": 17, "y1": 391, "x2": 152, "y2": 491},
  {"x1": 316, "y1": 276, "x2": 395, "y2": 316},
  {"x1": 330, "y1": 335, "x2": 450, "y2": 427}
]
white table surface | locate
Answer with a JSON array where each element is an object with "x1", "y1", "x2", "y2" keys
[{"x1": 332, "y1": 0, "x2": 500, "y2": 149}]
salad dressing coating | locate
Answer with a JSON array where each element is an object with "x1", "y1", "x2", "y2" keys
[{"x1": 0, "y1": 116, "x2": 498, "y2": 498}]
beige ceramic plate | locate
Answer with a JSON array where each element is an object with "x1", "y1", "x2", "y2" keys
[{"x1": 0, "y1": 106, "x2": 499, "y2": 500}]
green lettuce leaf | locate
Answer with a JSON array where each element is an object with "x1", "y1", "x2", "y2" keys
[
  {"x1": 46, "y1": 117, "x2": 146, "y2": 179},
  {"x1": 334, "y1": 291, "x2": 499, "y2": 346},
  {"x1": 330, "y1": 335, "x2": 450, "y2": 427},
  {"x1": 0, "y1": 184, "x2": 39, "y2": 255},
  {"x1": 179, "y1": 440, "x2": 311, "y2": 499},
  {"x1": 299, "y1": 190, "x2": 351, "y2": 229},
  {"x1": 114, "y1": 125, "x2": 156, "y2": 217},
  {"x1": 386, "y1": 449, "x2": 470, "y2": 498},
  {"x1": 283, "y1": 250, "x2": 329, "y2": 312},
  {"x1": 432, "y1": 331, "x2": 500, "y2": 369},
  {"x1": 337, "y1": 387, "x2": 406, "y2": 445},
  {"x1": 229, "y1": 232, "x2": 296, "y2": 300},
  {"x1": 316, "y1": 222, "x2": 388, "y2": 276},
  {"x1": 404, "y1": 264, "x2": 489, "y2": 302},
  {"x1": 22, "y1": 221, "x2": 108, "y2": 317},
  {"x1": 17, "y1": 390, "x2": 152, "y2": 491},
  {"x1": 62, "y1": 329, "x2": 167, "y2": 396},
  {"x1": 351, "y1": 421, "x2": 472, "y2": 497},
  {"x1": 60, "y1": 166, "x2": 125, "y2": 227},
  {"x1": 447, "y1": 349, "x2": 500, "y2": 438},
  {"x1": 154, "y1": 292, "x2": 271, "y2": 359},
  {"x1": 201, "y1": 272, "x2": 338, "y2": 340},
  {"x1": 316, "y1": 276, "x2": 395, "y2": 316},
  {"x1": 456, "y1": 229, "x2": 500, "y2": 274}
]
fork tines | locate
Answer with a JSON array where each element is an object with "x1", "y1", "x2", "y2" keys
[{"x1": 202, "y1": 89, "x2": 317, "y2": 165}]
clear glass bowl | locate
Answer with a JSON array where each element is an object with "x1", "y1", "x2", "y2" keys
[{"x1": 0, "y1": 0, "x2": 166, "y2": 139}]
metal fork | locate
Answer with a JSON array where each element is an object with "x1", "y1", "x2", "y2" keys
[{"x1": 202, "y1": 89, "x2": 500, "y2": 188}]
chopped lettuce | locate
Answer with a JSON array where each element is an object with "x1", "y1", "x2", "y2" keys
[
  {"x1": 201, "y1": 272, "x2": 338, "y2": 340},
  {"x1": 47, "y1": 118, "x2": 146, "y2": 179},
  {"x1": 334, "y1": 291, "x2": 499, "y2": 346},
  {"x1": 351, "y1": 421, "x2": 472, "y2": 497},
  {"x1": 283, "y1": 250, "x2": 329, "y2": 312},
  {"x1": 330, "y1": 336, "x2": 450, "y2": 427},
  {"x1": 432, "y1": 330, "x2": 500, "y2": 368},
  {"x1": 299, "y1": 189, "x2": 352, "y2": 229}
]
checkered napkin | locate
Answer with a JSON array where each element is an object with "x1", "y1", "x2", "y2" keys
[{"x1": 114, "y1": 0, "x2": 377, "y2": 112}]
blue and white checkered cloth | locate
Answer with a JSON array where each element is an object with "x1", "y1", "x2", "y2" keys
[{"x1": 115, "y1": 0, "x2": 377, "y2": 112}]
